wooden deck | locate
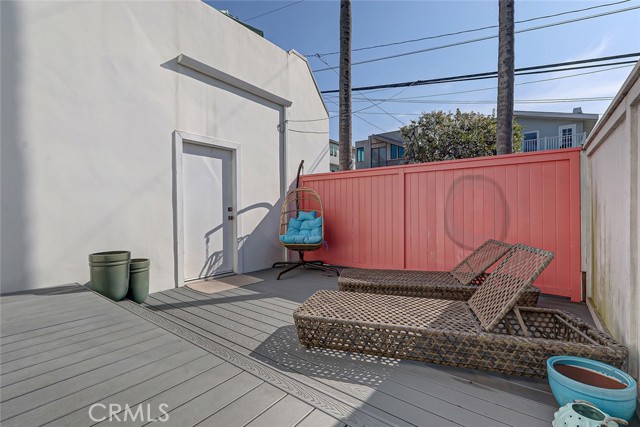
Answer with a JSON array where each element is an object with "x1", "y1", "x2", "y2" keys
[{"x1": 1, "y1": 269, "x2": 637, "y2": 426}]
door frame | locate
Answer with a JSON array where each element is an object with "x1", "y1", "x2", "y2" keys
[{"x1": 172, "y1": 130, "x2": 243, "y2": 288}]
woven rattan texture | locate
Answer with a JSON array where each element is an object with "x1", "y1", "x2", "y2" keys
[
  {"x1": 294, "y1": 292, "x2": 628, "y2": 378},
  {"x1": 468, "y1": 244, "x2": 555, "y2": 331},
  {"x1": 295, "y1": 290, "x2": 480, "y2": 333},
  {"x1": 338, "y1": 269, "x2": 540, "y2": 306},
  {"x1": 449, "y1": 239, "x2": 512, "y2": 285}
]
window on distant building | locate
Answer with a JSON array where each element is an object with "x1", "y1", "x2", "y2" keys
[
  {"x1": 357, "y1": 147, "x2": 364, "y2": 162},
  {"x1": 390, "y1": 144, "x2": 405, "y2": 160},
  {"x1": 330, "y1": 145, "x2": 338, "y2": 157},
  {"x1": 371, "y1": 147, "x2": 387, "y2": 167}
]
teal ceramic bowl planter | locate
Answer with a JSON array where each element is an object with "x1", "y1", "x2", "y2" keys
[
  {"x1": 127, "y1": 258, "x2": 150, "y2": 304},
  {"x1": 547, "y1": 356, "x2": 637, "y2": 421},
  {"x1": 89, "y1": 251, "x2": 130, "y2": 301}
]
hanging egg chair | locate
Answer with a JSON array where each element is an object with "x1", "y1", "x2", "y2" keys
[{"x1": 272, "y1": 160, "x2": 340, "y2": 280}]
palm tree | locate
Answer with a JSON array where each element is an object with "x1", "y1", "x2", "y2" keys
[
  {"x1": 339, "y1": 0, "x2": 352, "y2": 170},
  {"x1": 496, "y1": 0, "x2": 515, "y2": 155}
]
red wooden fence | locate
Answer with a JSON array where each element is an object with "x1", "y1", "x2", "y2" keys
[{"x1": 302, "y1": 148, "x2": 582, "y2": 301}]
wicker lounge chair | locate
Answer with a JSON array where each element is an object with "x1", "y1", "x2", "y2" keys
[
  {"x1": 339, "y1": 239, "x2": 540, "y2": 307},
  {"x1": 294, "y1": 244, "x2": 628, "y2": 378}
]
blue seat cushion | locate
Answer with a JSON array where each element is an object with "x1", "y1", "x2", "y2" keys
[{"x1": 280, "y1": 215, "x2": 322, "y2": 245}]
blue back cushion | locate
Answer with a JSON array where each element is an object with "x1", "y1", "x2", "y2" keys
[
  {"x1": 280, "y1": 213, "x2": 322, "y2": 245},
  {"x1": 297, "y1": 210, "x2": 317, "y2": 221}
]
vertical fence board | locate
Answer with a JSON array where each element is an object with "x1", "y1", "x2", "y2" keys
[{"x1": 302, "y1": 149, "x2": 582, "y2": 301}]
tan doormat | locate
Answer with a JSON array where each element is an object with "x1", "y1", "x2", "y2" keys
[{"x1": 186, "y1": 274, "x2": 263, "y2": 294}]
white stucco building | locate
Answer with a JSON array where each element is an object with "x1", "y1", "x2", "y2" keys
[{"x1": 1, "y1": 1, "x2": 329, "y2": 294}]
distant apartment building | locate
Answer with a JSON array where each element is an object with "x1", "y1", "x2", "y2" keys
[
  {"x1": 515, "y1": 108, "x2": 598, "y2": 152},
  {"x1": 354, "y1": 130, "x2": 405, "y2": 169}
]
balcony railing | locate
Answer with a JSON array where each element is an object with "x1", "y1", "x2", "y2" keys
[{"x1": 523, "y1": 132, "x2": 586, "y2": 152}]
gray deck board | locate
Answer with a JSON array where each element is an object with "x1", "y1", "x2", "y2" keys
[
  {"x1": 105, "y1": 362, "x2": 246, "y2": 427},
  {"x1": 45, "y1": 354, "x2": 223, "y2": 427},
  {"x1": 1, "y1": 336, "x2": 193, "y2": 422},
  {"x1": 0, "y1": 311, "x2": 124, "y2": 345},
  {"x1": 149, "y1": 371, "x2": 264, "y2": 427},
  {"x1": 295, "y1": 409, "x2": 346, "y2": 427},
  {"x1": 1, "y1": 333, "x2": 183, "y2": 401},
  {"x1": 1, "y1": 322, "x2": 157, "y2": 374},
  {"x1": 0, "y1": 304, "x2": 116, "y2": 337},
  {"x1": 3, "y1": 270, "x2": 633, "y2": 427},
  {"x1": 0, "y1": 311, "x2": 126, "y2": 354},
  {"x1": 147, "y1": 279, "x2": 553, "y2": 426},
  {"x1": 2, "y1": 347, "x2": 206, "y2": 427},
  {"x1": 0, "y1": 327, "x2": 163, "y2": 386},
  {"x1": 196, "y1": 382, "x2": 287, "y2": 427},
  {"x1": 244, "y1": 394, "x2": 314, "y2": 427},
  {"x1": 120, "y1": 298, "x2": 418, "y2": 427}
]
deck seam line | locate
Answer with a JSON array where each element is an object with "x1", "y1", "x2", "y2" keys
[
  {"x1": 1, "y1": 343, "x2": 196, "y2": 423},
  {"x1": 1, "y1": 332, "x2": 189, "y2": 395},
  {"x1": 112, "y1": 295, "x2": 419, "y2": 427},
  {"x1": 139, "y1": 372, "x2": 259, "y2": 427},
  {"x1": 156, "y1": 287, "x2": 555, "y2": 419},
  {"x1": 147, "y1": 297, "x2": 522, "y2": 427},
  {"x1": 150, "y1": 292, "x2": 280, "y2": 335},
  {"x1": 1, "y1": 319, "x2": 152, "y2": 360},
  {"x1": 0, "y1": 323, "x2": 159, "y2": 372},
  {"x1": 0, "y1": 327, "x2": 167, "y2": 387},
  {"x1": 44, "y1": 353, "x2": 216, "y2": 427},
  {"x1": 0, "y1": 312, "x2": 130, "y2": 353}
]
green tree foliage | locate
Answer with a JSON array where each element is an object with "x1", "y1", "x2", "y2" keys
[{"x1": 400, "y1": 110, "x2": 523, "y2": 163}]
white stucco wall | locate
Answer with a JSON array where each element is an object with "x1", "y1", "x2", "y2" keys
[
  {"x1": 0, "y1": 1, "x2": 329, "y2": 294},
  {"x1": 583, "y1": 61, "x2": 640, "y2": 381}
]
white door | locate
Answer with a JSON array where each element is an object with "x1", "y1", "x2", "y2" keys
[
  {"x1": 182, "y1": 143, "x2": 234, "y2": 280},
  {"x1": 559, "y1": 124, "x2": 576, "y2": 148}
]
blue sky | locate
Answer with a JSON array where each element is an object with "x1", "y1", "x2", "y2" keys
[{"x1": 206, "y1": 0, "x2": 640, "y2": 142}]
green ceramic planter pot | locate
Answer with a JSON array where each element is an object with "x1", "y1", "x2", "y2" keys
[
  {"x1": 127, "y1": 258, "x2": 150, "y2": 304},
  {"x1": 89, "y1": 251, "x2": 130, "y2": 301}
]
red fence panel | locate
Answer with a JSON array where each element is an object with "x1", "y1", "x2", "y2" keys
[{"x1": 301, "y1": 148, "x2": 582, "y2": 301}]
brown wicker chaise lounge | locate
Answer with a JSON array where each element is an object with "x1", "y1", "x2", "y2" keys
[
  {"x1": 294, "y1": 244, "x2": 628, "y2": 378},
  {"x1": 339, "y1": 239, "x2": 540, "y2": 307}
]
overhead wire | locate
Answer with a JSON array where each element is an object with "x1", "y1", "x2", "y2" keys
[
  {"x1": 314, "y1": 54, "x2": 406, "y2": 126},
  {"x1": 312, "y1": 6, "x2": 640, "y2": 72},
  {"x1": 332, "y1": 97, "x2": 615, "y2": 108},
  {"x1": 307, "y1": 0, "x2": 631, "y2": 57},
  {"x1": 320, "y1": 54, "x2": 640, "y2": 93},
  {"x1": 244, "y1": 0, "x2": 304, "y2": 22},
  {"x1": 289, "y1": 61, "x2": 634, "y2": 123},
  {"x1": 323, "y1": 63, "x2": 634, "y2": 102}
]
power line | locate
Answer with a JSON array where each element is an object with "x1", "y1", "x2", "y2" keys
[
  {"x1": 244, "y1": 0, "x2": 304, "y2": 22},
  {"x1": 288, "y1": 128, "x2": 329, "y2": 134},
  {"x1": 320, "y1": 54, "x2": 640, "y2": 93},
  {"x1": 318, "y1": 88, "x2": 388, "y2": 132},
  {"x1": 290, "y1": 62, "x2": 633, "y2": 123},
  {"x1": 308, "y1": 0, "x2": 630, "y2": 57},
  {"x1": 323, "y1": 63, "x2": 634, "y2": 102},
  {"x1": 314, "y1": 54, "x2": 405, "y2": 125},
  {"x1": 313, "y1": 6, "x2": 640, "y2": 72},
  {"x1": 333, "y1": 96, "x2": 615, "y2": 107}
]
